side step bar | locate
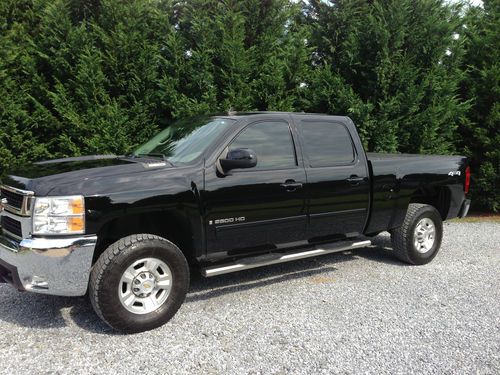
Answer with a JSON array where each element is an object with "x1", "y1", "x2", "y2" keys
[{"x1": 202, "y1": 239, "x2": 371, "y2": 277}]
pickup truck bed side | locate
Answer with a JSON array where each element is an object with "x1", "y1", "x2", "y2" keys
[{"x1": 366, "y1": 153, "x2": 469, "y2": 234}]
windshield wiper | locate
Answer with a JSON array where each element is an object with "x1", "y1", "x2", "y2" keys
[
  {"x1": 131, "y1": 153, "x2": 174, "y2": 167},
  {"x1": 134, "y1": 152, "x2": 163, "y2": 159}
]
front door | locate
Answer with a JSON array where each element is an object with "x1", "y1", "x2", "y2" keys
[{"x1": 203, "y1": 119, "x2": 307, "y2": 259}]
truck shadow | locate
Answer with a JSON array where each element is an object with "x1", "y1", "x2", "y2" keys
[
  {"x1": 0, "y1": 234, "x2": 403, "y2": 334},
  {"x1": 0, "y1": 290, "x2": 113, "y2": 333},
  {"x1": 185, "y1": 234, "x2": 402, "y2": 304}
]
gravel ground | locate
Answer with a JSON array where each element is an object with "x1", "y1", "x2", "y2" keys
[{"x1": 0, "y1": 221, "x2": 499, "y2": 374}]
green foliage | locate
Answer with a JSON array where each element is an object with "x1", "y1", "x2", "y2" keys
[
  {"x1": 459, "y1": 0, "x2": 500, "y2": 212},
  {"x1": 304, "y1": 0, "x2": 469, "y2": 154},
  {"x1": 0, "y1": 0, "x2": 497, "y2": 211}
]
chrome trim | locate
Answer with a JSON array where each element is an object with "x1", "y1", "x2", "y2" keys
[
  {"x1": 459, "y1": 199, "x2": 471, "y2": 218},
  {"x1": 19, "y1": 236, "x2": 97, "y2": 252},
  {"x1": 2, "y1": 228, "x2": 23, "y2": 242},
  {"x1": 202, "y1": 239, "x2": 372, "y2": 277},
  {"x1": 0, "y1": 184, "x2": 34, "y2": 196},
  {"x1": 352, "y1": 240, "x2": 372, "y2": 247},
  {"x1": 0, "y1": 209, "x2": 32, "y2": 241},
  {"x1": 0, "y1": 185, "x2": 34, "y2": 217},
  {"x1": 0, "y1": 234, "x2": 97, "y2": 296}
]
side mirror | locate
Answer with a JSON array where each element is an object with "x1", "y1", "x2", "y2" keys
[{"x1": 220, "y1": 148, "x2": 257, "y2": 172}]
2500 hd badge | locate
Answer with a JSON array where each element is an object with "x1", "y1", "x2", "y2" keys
[{"x1": 209, "y1": 217, "x2": 246, "y2": 225}]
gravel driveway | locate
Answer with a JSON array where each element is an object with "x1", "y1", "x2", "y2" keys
[{"x1": 0, "y1": 222, "x2": 499, "y2": 374}]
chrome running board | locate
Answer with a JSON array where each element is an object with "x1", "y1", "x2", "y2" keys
[{"x1": 202, "y1": 239, "x2": 371, "y2": 277}]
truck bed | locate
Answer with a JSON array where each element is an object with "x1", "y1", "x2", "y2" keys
[{"x1": 365, "y1": 152, "x2": 468, "y2": 235}]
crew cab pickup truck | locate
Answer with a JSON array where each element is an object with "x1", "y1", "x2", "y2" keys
[{"x1": 0, "y1": 112, "x2": 471, "y2": 332}]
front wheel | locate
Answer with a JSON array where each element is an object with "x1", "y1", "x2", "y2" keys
[
  {"x1": 89, "y1": 234, "x2": 189, "y2": 333},
  {"x1": 391, "y1": 204, "x2": 443, "y2": 265}
]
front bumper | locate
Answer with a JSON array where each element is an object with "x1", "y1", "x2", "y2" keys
[{"x1": 0, "y1": 234, "x2": 97, "y2": 296}]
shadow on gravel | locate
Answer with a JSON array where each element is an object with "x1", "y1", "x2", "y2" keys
[
  {"x1": 186, "y1": 265, "x2": 340, "y2": 303},
  {"x1": 0, "y1": 290, "x2": 115, "y2": 334},
  {"x1": 355, "y1": 234, "x2": 407, "y2": 266},
  {"x1": 186, "y1": 234, "x2": 405, "y2": 303},
  {"x1": 0, "y1": 234, "x2": 404, "y2": 333}
]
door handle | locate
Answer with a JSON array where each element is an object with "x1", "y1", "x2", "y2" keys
[
  {"x1": 346, "y1": 175, "x2": 365, "y2": 185},
  {"x1": 280, "y1": 180, "x2": 303, "y2": 192}
]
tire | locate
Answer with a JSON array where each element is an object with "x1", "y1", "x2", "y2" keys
[
  {"x1": 390, "y1": 203, "x2": 443, "y2": 265},
  {"x1": 89, "y1": 234, "x2": 189, "y2": 333}
]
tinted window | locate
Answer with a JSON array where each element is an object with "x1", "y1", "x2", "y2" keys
[
  {"x1": 301, "y1": 121, "x2": 355, "y2": 167},
  {"x1": 229, "y1": 121, "x2": 296, "y2": 170}
]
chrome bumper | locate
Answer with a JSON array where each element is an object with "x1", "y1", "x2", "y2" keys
[{"x1": 0, "y1": 234, "x2": 97, "y2": 296}]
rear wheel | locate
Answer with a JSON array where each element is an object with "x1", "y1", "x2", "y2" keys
[
  {"x1": 391, "y1": 204, "x2": 443, "y2": 265},
  {"x1": 89, "y1": 234, "x2": 189, "y2": 333}
]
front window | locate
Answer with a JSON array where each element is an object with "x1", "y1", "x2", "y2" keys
[
  {"x1": 133, "y1": 117, "x2": 235, "y2": 164},
  {"x1": 228, "y1": 121, "x2": 297, "y2": 170}
]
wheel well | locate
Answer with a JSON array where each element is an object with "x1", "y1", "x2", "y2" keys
[
  {"x1": 409, "y1": 187, "x2": 450, "y2": 220},
  {"x1": 92, "y1": 211, "x2": 195, "y2": 265}
]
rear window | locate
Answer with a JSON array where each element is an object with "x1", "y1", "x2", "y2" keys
[{"x1": 301, "y1": 121, "x2": 355, "y2": 167}]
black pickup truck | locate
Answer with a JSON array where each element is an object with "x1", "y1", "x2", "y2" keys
[{"x1": 0, "y1": 112, "x2": 471, "y2": 332}]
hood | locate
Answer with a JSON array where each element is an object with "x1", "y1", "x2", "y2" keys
[{"x1": 1, "y1": 155, "x2": 173, "y2": 196}]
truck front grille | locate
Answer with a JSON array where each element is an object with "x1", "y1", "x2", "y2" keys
[
  {"x1": 0, "y1": 185, "x2": 34, "y2": 216},
  {"x1": 0, "y1": 187, "x2": 24, "y2": 210},
  {"x1": 1, "y1": 216, "x2": 22, "y2": 238}
]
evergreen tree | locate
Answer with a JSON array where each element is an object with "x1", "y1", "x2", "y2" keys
[
  {"x1": 460, "y1": 0, "x2": 499, "y2": 211},
  {"x1": 0, "y1": 0, "x2": 54, "y2": 171},
  {"x1": 171, "y1": 0, "x2": 309, "y2": 113},
  {"x1": 304, "y1": 0, "x2": 469, "y2": 154}
]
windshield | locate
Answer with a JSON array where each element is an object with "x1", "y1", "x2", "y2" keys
[{"x1": 133, "y1": 117, "x2": 235, "y2": 164}]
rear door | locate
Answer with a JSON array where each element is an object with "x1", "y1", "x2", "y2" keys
[
  {"x1": 203, "y1": 117, "x2": 307, "y2": 258},
  {"x1": 295, "y1": 116, "x2": 370, "y2": 241}
]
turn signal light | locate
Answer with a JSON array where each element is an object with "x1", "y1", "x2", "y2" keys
[
  {"x1": 70, "y1": 198, "x2": 84, "y2": 214},
  {"x1": 68, "y1": 217, "x2": 84, "y2": 232}
]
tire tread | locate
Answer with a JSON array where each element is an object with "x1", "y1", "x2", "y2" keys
[
  {"x1": 391, "y1": 203, "x2": 436, "y2": 264},
  {"x1": 89, "y1": 233, "x2": 182, "y2": 330}
]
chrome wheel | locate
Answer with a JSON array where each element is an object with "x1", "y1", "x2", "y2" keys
[
  {"x1": 118, "y1": 257, "x2": 172, "y2": 314},
  {"x1": 413, "y1": 218, "x2": 436, "y2": 253}
]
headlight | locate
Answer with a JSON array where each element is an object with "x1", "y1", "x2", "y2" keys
[{"x1": 33, "y1": 196, "x2": 85, "y2": 235}]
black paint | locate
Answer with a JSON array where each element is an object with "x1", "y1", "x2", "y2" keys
[{"x1": 1, "y1": 113, "x2": 469, "y2": 264}]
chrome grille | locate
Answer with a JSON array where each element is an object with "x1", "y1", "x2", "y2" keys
[
  {"x1": 1, "y1": 216, "x2": 22, "y2": 239},
  {"x1": 0, "y1": 185, "x2": 34, "y2": 216},
  {"x1": 1, "y1": 187, "x2": 24, "y2": 209}
]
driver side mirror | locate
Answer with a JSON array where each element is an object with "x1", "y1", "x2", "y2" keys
[{"x1": 220, "y1": 148, "x2": 257, "y2": 172}]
